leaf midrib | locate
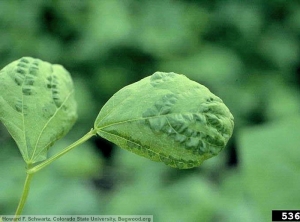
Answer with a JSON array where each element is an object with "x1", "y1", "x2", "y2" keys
[
  {"x1": 96, "y1": 99, "x2": 215, "y2": 131},
  {"x1": 96, "y1": 111, "x2": 197, "y2": 130}
]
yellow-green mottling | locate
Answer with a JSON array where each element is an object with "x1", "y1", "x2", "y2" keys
[
  {"x1": 95, "y1": 72, "x2": 234, "y2": 169},
  {"x1": 0, "y1": 57, "x2": 77, "y2": 164}
]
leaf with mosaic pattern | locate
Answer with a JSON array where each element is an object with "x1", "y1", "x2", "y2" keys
[
  {"x1": 0, "y1": 57, "x2": 77, "y2": 164},
  {"x1": 95, "y1": 72, "x2": 234, "y2": 169}
]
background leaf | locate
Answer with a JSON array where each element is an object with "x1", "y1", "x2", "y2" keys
[
  {"x1": 237, "y1": 116, "x2": 300, "y2": 221},
  {"x1": 95, "y1": 72, "x2": 234, "y2": 169},
  {"x1": 0, "y1": 57, "x2": 77, "y2": 164}
]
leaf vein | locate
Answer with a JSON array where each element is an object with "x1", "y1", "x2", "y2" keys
[{"x1": 30, "y1": 90, "x2": 74, "y2": 162}]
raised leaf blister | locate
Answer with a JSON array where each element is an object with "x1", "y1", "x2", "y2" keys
[
  {"x1": 94, "y1": 72, "x2": 234, "y2": 169},
  {"x1": 0, "y1": 57, "x2": 77, "y2": 164}
]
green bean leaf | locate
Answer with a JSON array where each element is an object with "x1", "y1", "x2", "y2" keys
[
  {"x1": 0, "y1": 57, "x2": 77, "y2": 164},
  {"x1": 95, "y1": 72, "x2": 234, "y2": 169}
]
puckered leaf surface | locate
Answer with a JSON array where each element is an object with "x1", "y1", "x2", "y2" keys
[
  {"x1": 0, "y1": 57, "x2": 77, "y2": 164},
  {"x1": 95, "y1": 72, "x2": 234, "y2": 169}
]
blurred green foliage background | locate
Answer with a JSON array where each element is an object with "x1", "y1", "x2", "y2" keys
[{"x1": 1, "y1": 0, "x2": 300, "y2": 221}]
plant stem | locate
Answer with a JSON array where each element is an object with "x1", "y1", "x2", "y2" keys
[
  {"x1": 27, "y1": 128, "x2": 97, "y2": 174},
  {"x1": 13, "y1": 128, "x2": 97, "y2": 218},
  {"x1": 14, "y1": 171, "x2": 34, "y2": 218}
]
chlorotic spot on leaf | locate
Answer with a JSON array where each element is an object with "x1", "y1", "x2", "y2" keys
[
  {"x1": 0, "y1": 57, "x2": 77, "y2": 164},
  {"x1": 94, "y1": 71, "x2": 234, "y2": 169}
]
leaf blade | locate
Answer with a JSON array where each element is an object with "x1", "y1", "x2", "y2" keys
[
  {"x1": 0, "y1": 57, "x2": 77, "y2": 164},
  {"x1": 95, "y1": 72, "x2": 234, "y2": 169}
]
